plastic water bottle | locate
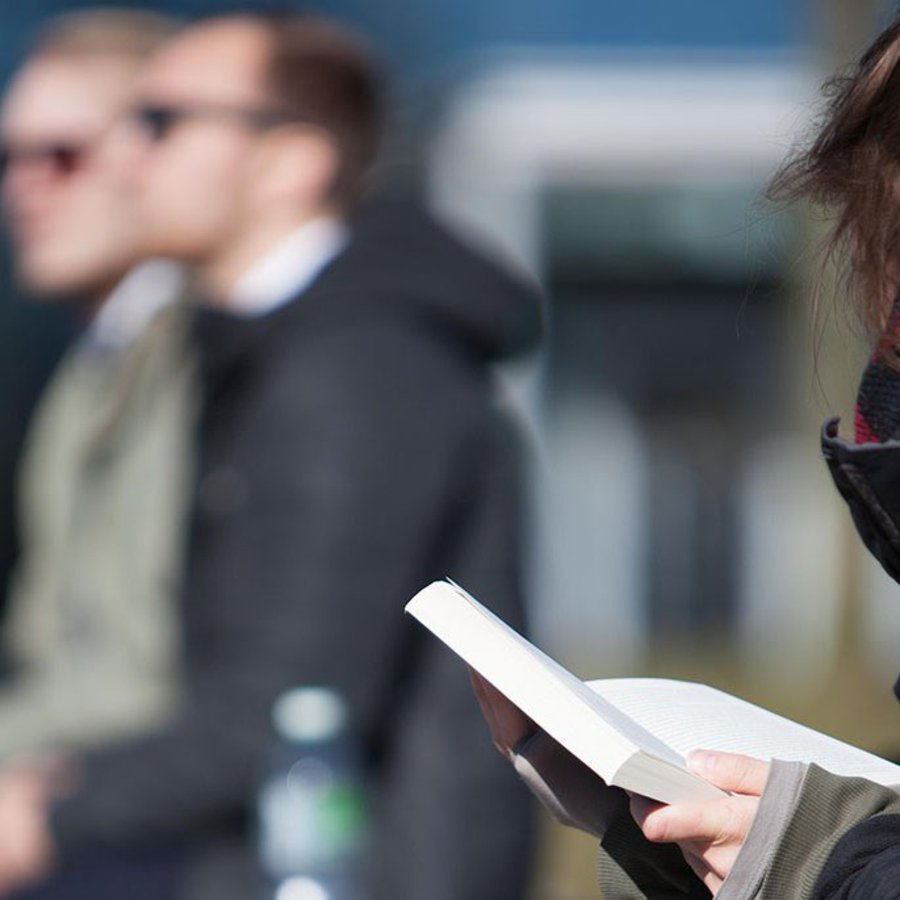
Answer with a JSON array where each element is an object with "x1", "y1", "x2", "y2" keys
[{"x1": 256, "y1": 687, "x2": 368, "y2": 900}]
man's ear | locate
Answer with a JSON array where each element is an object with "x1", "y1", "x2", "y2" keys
[{"x1": 253, "y1": 126, "x2": 340, "y2": 215}]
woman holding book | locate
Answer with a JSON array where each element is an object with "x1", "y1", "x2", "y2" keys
[{"x1": 474, "y1": 12, "x2": 900, "y2": 899}]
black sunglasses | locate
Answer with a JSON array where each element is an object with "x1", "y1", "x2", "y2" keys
[
  {"x1": 0, "y1": 142, "x2": 87, "y2": 178},
  {"x1": 134, "y1": 103, "x2": 301, "y2": 143}
]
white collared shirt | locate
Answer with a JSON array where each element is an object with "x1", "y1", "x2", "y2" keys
[
  {"x1": 227, "y1": 217, "x2": 349, "y2": 318},
  {"x1": 87, "y1": 259, "x2": 185, "y2": 351}
]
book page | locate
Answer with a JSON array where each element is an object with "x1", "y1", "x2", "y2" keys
[{"x1": 588, "y1": 678, "x2": 900, "y2": 786}]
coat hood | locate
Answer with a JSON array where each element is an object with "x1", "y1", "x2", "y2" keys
[{"x1": 327, "y1": 192, "x2": 545, "y2": 362}]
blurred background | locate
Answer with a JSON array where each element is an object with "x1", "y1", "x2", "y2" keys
[{"x1": 0, "y1": 1, "x2": 898, "y2": 897}]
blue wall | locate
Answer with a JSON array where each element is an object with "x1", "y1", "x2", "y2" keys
[
  {"x1": 301, "y1": 0, "x2": 811, "y2": 84},
  {"x1": 0, "y1": 0, "x2": 813, "y2": 88}
]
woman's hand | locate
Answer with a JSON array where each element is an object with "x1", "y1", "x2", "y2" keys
[
  {"x1": 469, "y1": 669, "x2": 536, "y2": 759},
  {"x1": 630, "y1": 751, "x2": 770, "y2": 896}
]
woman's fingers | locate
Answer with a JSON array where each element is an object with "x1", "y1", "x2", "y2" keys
[
  {"x1": 468, "y1": 669, "x2": 535, "y2": 756},
  {"x1": 630, "y1": 789, "x2": 761, "y2": 893},
  {"x1": 681, "y1": 846, "x2": 725, "y2": 895},
  {"x1": 687, "y1": 751, "x2": 770, "y2": 795},
  {"x1": 631, "y1": 793, "x2": 757, "y2": 846}
]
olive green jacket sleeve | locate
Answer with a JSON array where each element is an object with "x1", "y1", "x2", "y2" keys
[
  {"x1": 513, "y1": 734, "x2": 900, "y2": 900},
  {"x1": 725, "y1": 763, "x2": 900, "y2": 899}
]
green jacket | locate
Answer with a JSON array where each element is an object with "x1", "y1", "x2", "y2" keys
[{"x1": 0, "y1": 298, "x2": 196, "y2": 761}]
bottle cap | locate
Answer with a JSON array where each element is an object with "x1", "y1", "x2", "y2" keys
[{"x1": 272, "y1": 686, "x2": 347, "y2": 743}]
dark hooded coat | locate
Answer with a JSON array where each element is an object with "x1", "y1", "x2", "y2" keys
[
  {"x1": 47, "y1": 196, "x2": 542, "y2": 900},
  {"x1": 811, "y1": 419, "x2": 900, "y2": 899}
]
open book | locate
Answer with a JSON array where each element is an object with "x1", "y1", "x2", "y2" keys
[{"x1": 405, "y1": 580, "x2": 900, "y2": 805}]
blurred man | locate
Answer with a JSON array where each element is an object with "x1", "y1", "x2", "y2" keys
[
  {"x1": 0, "y1": 9, "x2": 193, "y2": 897},
  {"x1": 0, "y1": 13, "x2": 541, "y2": 900}
]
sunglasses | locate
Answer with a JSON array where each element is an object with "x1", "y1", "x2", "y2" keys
[
  {"x1": 134, "y1": 103, "x2": 301, "y2": 143},
  {"x1": 0, "y1": 142, "x2": 88, "y2": 179}
]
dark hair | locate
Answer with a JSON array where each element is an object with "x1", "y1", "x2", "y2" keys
[
  {"x1": 252, "y1": 13, "x2": 384, "y2": 211},
  {"x1": 769, "y1": 15, "x2": 900, "y2": 353}
]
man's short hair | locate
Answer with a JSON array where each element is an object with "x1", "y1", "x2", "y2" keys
[
  {"x1": 255, "y1": 14, "x2": 384, "y2": 210},
  {"x1": 32, "y1": 8, "x2": 180, "y2": 64}
]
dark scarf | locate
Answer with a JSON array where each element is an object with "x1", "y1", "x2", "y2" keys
[
  {"x1": 855, "y1": 329, "x2": 900, "y2": 443},
  {"x1": 853, "y1": 334, "x2": 900, "y2": 701}
]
